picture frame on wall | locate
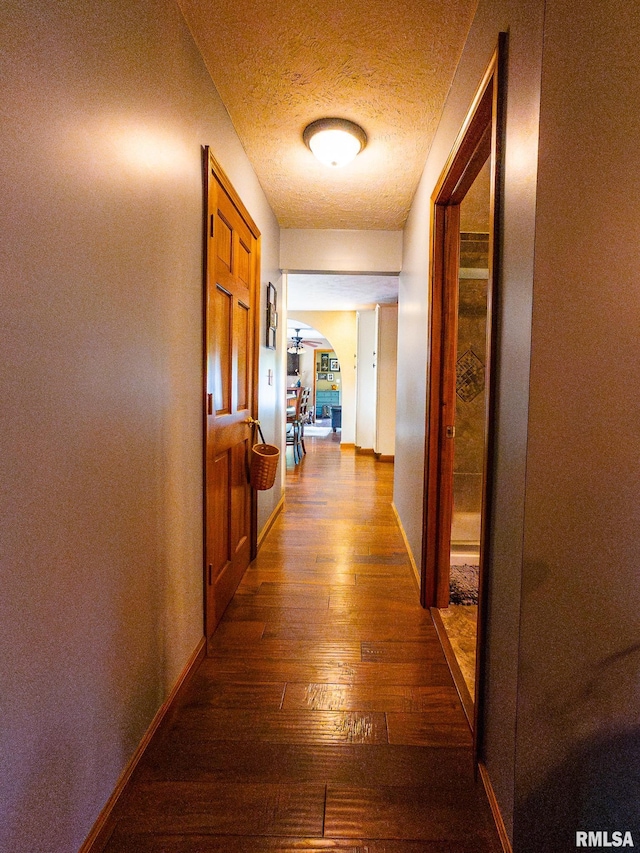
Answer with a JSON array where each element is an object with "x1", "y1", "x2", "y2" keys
[
  {"x1": 330, "y1": 358, "x2": 340, "y2": 371},
  {"x1": 317, "y1": 373, "x2": 327, "y2": 380},
  {"x1": 268, "y1": 305, "x2": 278, "y2": 331},
  {"x1": 320, "y1": 353, "x2": 329, "y2": 371},
  {"x1": 266, "y1": 282, "x2": 277, "y2": 349},
  {"x1": 327, "y1": 373, "x2": 334, "y2": 381}
]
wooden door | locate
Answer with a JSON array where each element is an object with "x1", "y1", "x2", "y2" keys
[{"x1": 204, "y1": 148, "x2": 260, "y2": 641}]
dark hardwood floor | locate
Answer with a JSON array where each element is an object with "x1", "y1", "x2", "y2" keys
[{"x1": 101, "y1": 436, "x2": 501, "y2": 852}]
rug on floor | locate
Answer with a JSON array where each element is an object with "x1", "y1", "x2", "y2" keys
[
  {"x1": 303, "y1": 426, "x2": 332, "y2": 437},
  {"x1": 450, "y1": 563, "x2": 479, "y2": 605}
]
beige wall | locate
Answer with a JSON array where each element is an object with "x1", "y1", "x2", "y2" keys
[
  {"x1": 515, "y1": 1, "x2": 640, "y2": 849},
  {"x1": 5, "y1": 1, "x2": 637, "y2": 850},
  {"x1": 356, "y1": 310, "x2": 377, "y2": 450},
  {"x1": 280, "y1": 229, "x2": 402, "y2": 273},
  {"x1": 0, "y1": 1, "x2": 280, "y2": 850},
  {"x1": 257, "y1": 274, "x2": 286, "y2": 533},
  {"x1": 397, "y1": 0, "x2": 640, "y2": 847}
]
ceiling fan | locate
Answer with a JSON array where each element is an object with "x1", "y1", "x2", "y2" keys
[{"x1": 287, "y1": 328, "x2": 321, "y2": 352}]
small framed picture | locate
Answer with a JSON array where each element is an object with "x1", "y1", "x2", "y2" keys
[
  {"x1": 320, "y1": 353, "x2": 329, "y2": 371},
  {"x1": 266, "y1": 283, "x2": 277, "y2": 349},
  {"x1": 327, "y1": 373, "x2": 334, "y2": 381},
  {"x1": 317, "y1": 372, "x2": 327, "y2": 380},
  {"x1": 330, "y1": 358, "x2": 340, "y2": 371}
]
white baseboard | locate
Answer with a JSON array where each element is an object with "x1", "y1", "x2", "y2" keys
[
  {"x1": 257, "y1": 493, "x2": 285, "y2": 550},
  {"x1": 391, "y1": 501, "x2": 421, "y2": 593}
]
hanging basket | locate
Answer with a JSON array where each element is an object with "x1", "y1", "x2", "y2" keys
[{"x1": 250, "y1": 442, "x2": 280, "y2": 490}]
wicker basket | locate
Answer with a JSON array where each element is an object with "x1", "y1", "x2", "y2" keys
[{"x1": 250, "y1": 442, "x2": 280, "y2": 490}]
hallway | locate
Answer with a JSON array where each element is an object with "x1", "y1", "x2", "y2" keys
[{"x1": 101, "y1": 437, "x2": 501, "y2": 851}]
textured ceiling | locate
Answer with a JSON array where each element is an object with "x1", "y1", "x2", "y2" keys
[{"x1": 178, "y1": 0, "x2": 478, "y2": 229}]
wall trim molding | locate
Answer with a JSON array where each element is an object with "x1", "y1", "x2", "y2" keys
[
  {"x1": 375, "y1": 453, "x2": 394, "y2": 463},
  {"x1": 78, "y1": 636, "x2": 206, "y2": 852},
  {"x1": 257, "y1": 494, "x2": 285, "y2": 550},
  {"x1": 478, "y1": 762, "x2": 513, "y2": 853},
  {"x1": 391, "y1": 501, "x2": 420, "y2": 594}
]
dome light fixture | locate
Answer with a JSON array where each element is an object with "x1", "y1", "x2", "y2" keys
[{"x1": 303, "y1": 118, "x2": 367, "y2": 168}]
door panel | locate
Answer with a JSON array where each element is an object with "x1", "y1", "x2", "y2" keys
[
  {"x1": 213, "y1": 285, "x2": 232, "y2": 414},
  {"x1": 217, "y1": 214, "x2": 233, "y2": 270},
  {"x1": 210, "y1": 450, "x2": 230, "y2": 578},
  {"x1": 237, "y1": 239, "x2": 250, "y2": 284},
  {"x1": 204, "y1": 148, "x2": 260, "y2": 642},
  {"x1": 236, "y1": 301, "x2": 250, "y2": 410}
]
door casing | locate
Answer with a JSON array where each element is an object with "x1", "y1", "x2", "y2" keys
[{"x1": 421, "y1": 35, "x2": 506, "y2": 753}]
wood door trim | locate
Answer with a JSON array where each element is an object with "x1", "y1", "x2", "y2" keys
[
  {"x1": 473, "y1": 33, "x2": 507, "y2": 754},
  {"x1": 423, "y1": 42, "x2": 502, "y2": 600},
  {"x1": 435, "y1": 203, "x2": 462, "y2": 609},
  {"x1": 421, "y1": 35, "x2": 507, "y2": 764},
  {"x1": 207, "y1": 149, "x2": 260, "y2": 240},
  {"x1": 431, "y1": 47, "x2": 497, "y2": 205}
]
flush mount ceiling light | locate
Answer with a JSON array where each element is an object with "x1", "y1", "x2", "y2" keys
[{"x1": 303, "y1": 118, "x2": 367, "y2": 168}]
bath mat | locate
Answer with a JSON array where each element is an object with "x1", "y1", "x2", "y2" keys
[{"x1": 449, "y1": 563, "x2": 479, "y2": 605}]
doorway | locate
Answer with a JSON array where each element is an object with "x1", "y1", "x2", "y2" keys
[
  {"x1": 422, "y1": 37, "x2": 505, "y2": 742},
  {"x1": 439, "y1": 161, "x2": 491, "y2": 706}
]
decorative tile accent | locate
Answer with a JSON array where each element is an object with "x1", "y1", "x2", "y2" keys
[{"x1": 456, "y1": 350, "x2": 485, "y2": 403}]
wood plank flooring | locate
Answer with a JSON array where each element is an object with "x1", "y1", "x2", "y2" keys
[{"x1": 101, "y1": 436, "x2": 501, "y2": 852}]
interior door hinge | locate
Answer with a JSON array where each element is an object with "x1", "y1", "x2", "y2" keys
[
  {"x1": 208, "y1": 564, "x2": 212, "y2": 585},
  {"x1": 210, "y1": 214, "x2": 214, "y2": 238},
  {"x1": 207, "y1": 393, "x2": 213, "y2": 415}
]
